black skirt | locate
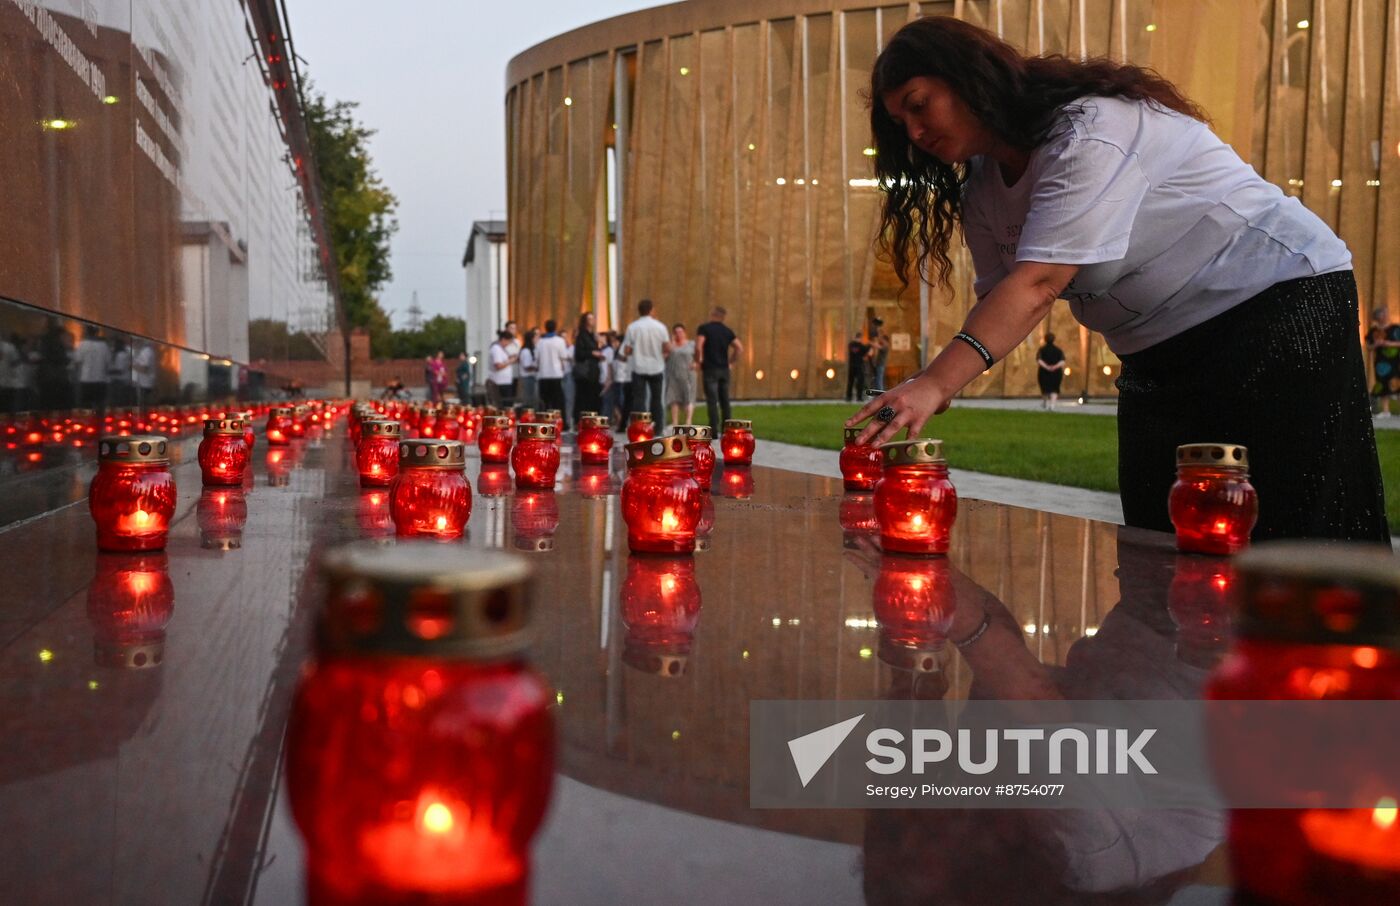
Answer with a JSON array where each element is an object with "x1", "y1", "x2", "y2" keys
[
  {"x1": 1038, "y1": 369, "x2": 1064, "y2": 395},
  {"x1": 1115, "y1": 271, "x2": 1391, "y2": 544}
]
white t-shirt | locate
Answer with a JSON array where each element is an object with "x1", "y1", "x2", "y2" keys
[
  {"x1": 487, "y1": 342, "x2": 514, "y2": 386},
  {"x1": 535, "y1": 334, "x2": 570, "y2": 380},
  {"x1": 611, "y1": 346, "x2": 631, "y2": 383},
  {"x1": 133, "y1": 344, "x2": 157, "y2": 390},
  {"x1": 962, "y1": 96, "x2": 1352, "y2": 356},
  {"x1": 505, "y1": 338, "x2": 522, "y2": 379},
  {"x1": 518, "y1": 347, "x2": 537, "y2": 376},
  {"x1": 623, "y1": 315, "x2": 669, "y2": 375},
  {"x1": 75, "y1": 338, "x2": 111, "y2": 383}
]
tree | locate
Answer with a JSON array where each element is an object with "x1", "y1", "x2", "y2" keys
[
  {"x1": 389, "y1": 315, "x2": 467, "y2": 359},
  {"x1": 303, "y1": 85, "x2": 398, "y2": 354},
  {"x1": 249, "y1": 318, "x2": 325, "y2": 360}
]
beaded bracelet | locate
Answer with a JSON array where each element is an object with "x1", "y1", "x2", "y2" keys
[{"x1": 953, "y1": 331, "x2": 995, "y2": 370}]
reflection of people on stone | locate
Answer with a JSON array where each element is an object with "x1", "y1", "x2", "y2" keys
[
  {"x1": 0, "y1": 332, "x2": 30, "y2": 413},
  {"x1": 37, "y1": 319, "x2": 74, "y2": 411},
  {"x1": 75, "y1": 324, "x2": 112, "y2": 412},
  {"x1": 858, "y1": 528, "x2": 1224, "y2": 904},
  {"x1": 133, "y1": 340, "x2": 158, "y2": 406},
  {"x1": 109, "y1": 339, "x2": 134, "y2": 407}
]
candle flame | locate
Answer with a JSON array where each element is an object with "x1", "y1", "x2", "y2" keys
[
  {"x1": 434, "y1": 515, "x2": 448, "y2": 531},
  {"x1": 662, "y1": 576, "x2": 677, "y2": 595},
  {"x1": 370, "y1": 464, "x2": 381, "y2": 474},
  {"x1": 128, "y1": 573, "x2": 157, "y2": 594},
  {"x1": 421, "y1": 801, "x2": 454, "y2": 834},
  {"x1": 1375, "y1": 797, "x2": 1398, "y2": 830},
  {"x1": 910, "y1": 577, "x2": 925, "y2": 591},
  {"x1": 369, "y1": 493, "x2": 383, "y2": 506},
  {"x1": 1354, "y1": 647, "x2": 1380, "y2": 669},
  {"x1": 1213, "y1": 519, "x2": 1229, "y2": 533},
  {"x1": 661, "y1": 508, "x2": 680, "y2": 531},
  {"x1": 911, "y1": 513, "x2": 925, "y2": 528},
  {"x1": 133, "y1": 509, "x2": 151, "y2": 528}
]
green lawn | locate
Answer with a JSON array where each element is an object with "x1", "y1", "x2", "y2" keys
[{"x1": 730, "y1": 403, "x2": 1400, "y2": 531}]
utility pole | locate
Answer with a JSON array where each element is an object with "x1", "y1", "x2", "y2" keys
[{"x1": 407, "y1": 290, "x2": 424, "y2": 332}]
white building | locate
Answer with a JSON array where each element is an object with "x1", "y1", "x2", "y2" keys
[{"x1": 462, "y1": 220, "x2": 508, "y2": 366}]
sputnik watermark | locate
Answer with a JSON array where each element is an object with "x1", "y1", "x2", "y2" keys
[{"x1": 751, "y1": 700, "x2": 1400, "y2": 810}]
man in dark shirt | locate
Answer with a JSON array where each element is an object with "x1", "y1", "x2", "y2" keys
[
  {"x1": 846, "y1": 332, "x2": 870, "y2": 401},
  {"x1": 695, "y1": 306, "x2": 743, "y2": 432}
]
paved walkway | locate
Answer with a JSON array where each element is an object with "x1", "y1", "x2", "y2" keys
[
  {"x1": 751, "y1": 439, "x2": 1125, "y2": 525},
  {"x1": 741, "y1": 396, "x2": 1400, "y2": 429}
]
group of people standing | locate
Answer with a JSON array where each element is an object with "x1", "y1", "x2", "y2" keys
[
  {"x1": 845, "y1": 318, "x2": 891, "y2": 401},
  {"x1": 1, "y1": 320, "x2": 157, "y2": 414},
  {"x1": 482, "y1": 301, "x2": 743, "y2": 434}
]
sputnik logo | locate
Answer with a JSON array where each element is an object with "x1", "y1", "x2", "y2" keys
[{"x1": 787, "y1": 714, "x2": 864, "y2": 787}]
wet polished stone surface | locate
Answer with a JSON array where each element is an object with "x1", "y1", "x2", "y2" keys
[{"x1": 0, "y1": 423, "x2": 1231, "y2": 904}]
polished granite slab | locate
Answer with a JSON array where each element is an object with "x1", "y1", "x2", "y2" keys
[{"x1": 0, "y1": 423, "x2": 1231, "y2": 905}]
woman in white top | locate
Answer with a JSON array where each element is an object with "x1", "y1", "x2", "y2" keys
[
  {"x1": 850, "y1": 17, "x2": 1388, "y2": 544},
  {"x1": 518, "y1": 328, "x2": 540, "y2": 409}
]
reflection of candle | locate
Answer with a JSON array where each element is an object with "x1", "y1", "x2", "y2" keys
[{"x1": 1300, "y1": 800, "x2": 1400, "y2": 870}]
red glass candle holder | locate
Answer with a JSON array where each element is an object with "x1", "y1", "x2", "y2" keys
[
  {"x1": 621, "y1": 436, "x2": 703, "y2": 554},
  {"x1": 626, "y1": 412, "x2": 655, "y2": 443},
  {"x1": 873, "y1": 554, "x2": 954, "y2": 673},
  {"x1": 621, "y1": 555, "x2": 703, "y2": 677},
  {"x1": 839, "y1": 493, "x2": 880, "y2": 548},
  {"x1": 511, "y1": 491, "x2": 560, "y2": 552},
  {"x1": 289, "y1": 404, "x2": 309, "y2": 438},
  {"x1": 840, "y1": 426, "x2": 881, "y2": 492},
  {"x1": 240, "y1": 411, "x2": 257, "y2": 450},
  {"x1": 721, "y1": 418, "x2": 755, "y2": 465},
  {"x1": 717, "y1": 464, "x2": 754, "y2": 499},
  {"x1": 437, "y1": 406, "x2": 462, "y2": 442},
  {"x1": 356, "y1": 420, "x2": 403, "y2": 487},
  {"x1": 87, "y1": 551, "x2": 174, "y2": 669},
  {"x1": 266, "y1": 406, "x2": 294, "y2": 446},
  {"x1": 671, "y1": 425, "x2": 716, "y2": 491},
  {"x1": 477, "y1": 463, "x2": 513, "y2": 498},
  {"x1": 197, "y1": 487, "x2": 249, "y2": 550},
  {"x1": 874, "y1": 439, "x2": 958, "y2": 556},
  {"x1": 534, "y1": 410, "x2": 563, "y2": 446},
  {"x1": 1207, "y1": 544, "x2": 1400, "y2": 905},
  {"x1": 460, "y1": 409, "x2": 479, "y2": 444},
  {"x1": 287, "y1": 544, "x2": 554, "y2": 906},
  {"x1": 577, "y1": 415, "x2": 614, "y2": 465},
  {"x1": 356, "y1": 489, "x2": 395, "y2": 541},
  {"x1": 511, "y1": 423, "x2": 561, "y2": 490},
  {"x1": 1167, "y1": 555, "x2": 1236, "y2": 668},
  {"x1": 1169, "y1": 443, "x2": 1258, "y2": 555},
  {"x1": 89, "y1": 435, "x2": 176, "y2": 552},
  {"x1": 478, "y1": 416, "x2": 514, "y2": 464},
  {"x1": 390, "y1": 440, "x2": 472, "y2": 539},
  {"x1": 198, "y1": 418, "x2": 251, "y2": 486}
]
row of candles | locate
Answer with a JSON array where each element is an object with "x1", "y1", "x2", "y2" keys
[
  {"x1": 344, "y1": 402, "x2": 758, "y2": 553},
  {"x1": 839, "y1": 429, "x2": 1258, "y2": 557},
  {"x1": 87, "y1": 401, "x2": 343, "y2": 551}
]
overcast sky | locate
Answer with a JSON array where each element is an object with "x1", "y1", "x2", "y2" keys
[{"x1": 287, "y1": 0, "x2": 658, "y2": 328}]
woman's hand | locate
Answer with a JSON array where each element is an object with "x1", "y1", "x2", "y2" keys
[{"x1": 846, "y1": 369, "x2": 953, "y2": 446}]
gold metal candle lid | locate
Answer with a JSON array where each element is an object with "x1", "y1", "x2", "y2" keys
[
  {"x1": 204, "y1": 417, "x2": 245, "y2": 436},
  {"x1": 671, "y1": 424, "x2": 714, "y2": 441},
  {"x1": 878, "y1": 635, "x2": 946, "y2": 673},
  {"x1": 398, "y1": 439, "x2": 467, "y2": 469},
  {"x1": 1234, "y1": 542, "x2": 1400, "y2": 647},
  {"x1": 845, "y1": 426, "x2": 871, "y2": 445},
  {"x1": 880, "y1": 438, "x2": 946, "y2": 466},
  {"x1": 579, "y1": 415, "x2": 611, "y2": 430},
  {"x1": 362, "y1": 420, "x2": 402, "y2": 438},
  {"x1": 98, "y1": 435, "x2": 170, "y2": 464},
  {"x1": 95, "y1": 638, "x2": 165, "y2": 669},
  {"x1": 538, "y1": 409, "x2": 561, "y2": 420},
  {"x1": 1177, "y1": 443, "x2": 1249, "y2": 470},
  {"x1": 480, "y1": 415, "x2": 511, "y2": 429},
  {"x1": 627, "y1": 434, "x2": 695, "y2": 467},
  {"x1": 516, "y1": 422, "x2": 557, "y2": 442},
  {"x1": 629, "y1": 411, "x2": 653, "y2": 423},
  {"x1": 318, "y1": 542, "x2": 534, "y2": 659},
  {"x1": 723, "y1": 419, "x2": 752, "y2": 431},
  {"x1": 577, "y1": 410, "x2": 598, "y2": 419},
  {"x1": 293, "y1": 404, "x2": 309, "y2": 416},
  {"x1": 270, "y1": 406, "x2": 294, "y2": 418}
]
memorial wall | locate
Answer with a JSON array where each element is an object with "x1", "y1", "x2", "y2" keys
[{"x1": 0, "y1": 0, "x2": 333, "y2": 411}]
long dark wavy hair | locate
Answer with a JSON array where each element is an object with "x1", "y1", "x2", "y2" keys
[{"x1": 870, "y1": 17, "x2": 1208, "y2": 291}]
